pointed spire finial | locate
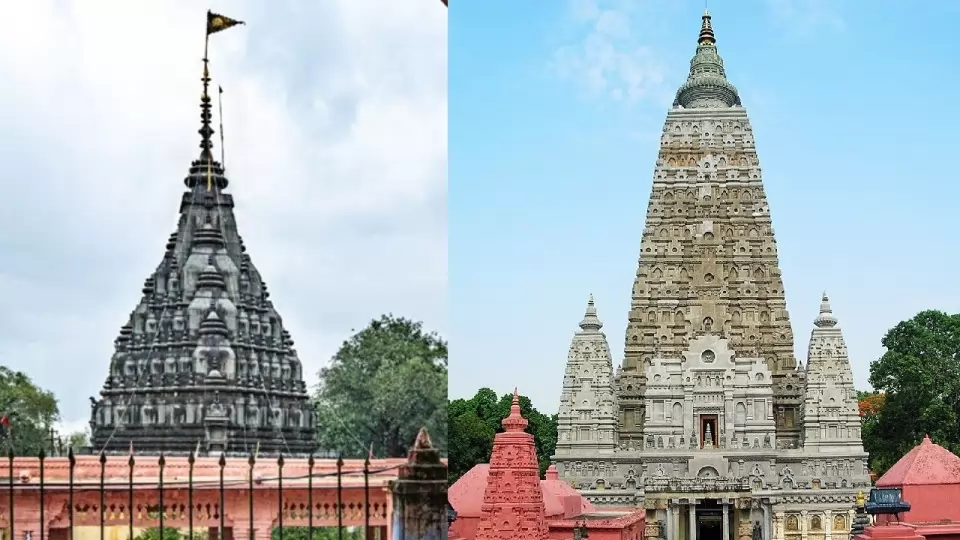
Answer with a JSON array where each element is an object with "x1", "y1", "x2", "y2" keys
[
  {"x1": 502, "y1": 388, "x2": 528, "y2": 432},
  {"x1": 699, "y1": 9, "x2": 716, "y2": 44},
  {"x1": 579, "y1": 294, "x2": 603, "y2": 332},
  {"x1": 199, "y1": 56, "x2": 215, "y2": 163},
  {"x1": 185, "y1": 10, "x2": 244, "y2": 191},
  {"x1": 674, "y1": 8, "x2": 741, "y2": 108},
  {"x1": 814, "y1": 291, "x2": 838, "y2": 328}
]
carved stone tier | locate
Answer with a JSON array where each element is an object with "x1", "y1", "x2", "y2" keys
[{"x1": 88, "y1": 120, "x2": 317, "y2": 455}]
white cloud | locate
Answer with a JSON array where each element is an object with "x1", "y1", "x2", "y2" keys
[
  {"x1": 0, "y1": 0, "x2": 446, "y2": 424},
  {"x1": 552, "y1": 0, "x2": 667, "y2": 103}
]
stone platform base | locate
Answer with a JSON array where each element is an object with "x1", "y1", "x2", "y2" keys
[{"x1": 855, "y1": 524, "x2": 926, "y2": 540}]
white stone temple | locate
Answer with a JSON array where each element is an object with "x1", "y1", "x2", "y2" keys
[{"x1": 551, "y1": 10, "x2": 869, "y2": 540}]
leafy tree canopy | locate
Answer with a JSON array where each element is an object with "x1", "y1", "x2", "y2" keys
[
  {"x1": 271, "y1": 527, "x2": 363, "y2": 540},
  {"x1": 448, "y1": 388, "x2": 557, "y2": 485},
  {"x1": 66, "y1": 431, "x2": 89, "y2": 452},
  {"x1": 0, "y1": 367, "x2": 59, "y2": 456},
  {"x1": 857, "y1": 391, "x2": 886, "y2": 418},
  {"x1": 315, "y1": 315, "x2": 447, "y2": 458},
  {"x1": 865, "y1": 310, "x2": 960, "y2": 476},
  {"x1": 133, "y1": 528, "x2": 205, "y2": 540}
]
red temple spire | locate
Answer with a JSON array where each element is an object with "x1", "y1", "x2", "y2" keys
[{"x1": 475, "y1": 388, "x2": 549, "y2": 540}]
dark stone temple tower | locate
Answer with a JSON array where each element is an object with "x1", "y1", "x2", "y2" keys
[{"x1": 88, "y1": 56, "x2": 318, "y2": 455}]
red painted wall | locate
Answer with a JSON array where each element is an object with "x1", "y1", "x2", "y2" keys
[{"x1": 876, "y1": 485, "x2": 960, "y2": 525}]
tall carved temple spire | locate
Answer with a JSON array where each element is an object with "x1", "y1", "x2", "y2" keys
[
  {"x1": 551, "y1": 10, "x2": 870, "y2": 524},
  {"x1": 88, "y1": 40, "x2": 316, "y2": 454},
  {"x1": 802, "y1": 293, "x2": 868, "y2": 458},
  {"x1": 617, "y1": 8, "x2": 801, "y2": 448},
  {"x1": 555, "y1": 296, "x2": 617, "y2": 460},
  {"x1": 475, "y1": 390, "x2": 549, "y2": 540}
]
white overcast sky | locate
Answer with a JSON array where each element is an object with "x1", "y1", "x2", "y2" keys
[{"x1": 0, "y1": 0, "x2": 447, "y2": 434}]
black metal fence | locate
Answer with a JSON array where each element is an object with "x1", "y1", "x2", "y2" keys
[{"x1": 0, "y1": 448, "x2": 411, "y2": 540}]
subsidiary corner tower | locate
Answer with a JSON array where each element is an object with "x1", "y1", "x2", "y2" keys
[
  {"x1": 555, "y1": 296, "x2": 618, "y2": 458},
  {"x1": 88, "y1": 64, "x2": 317, "y2": 455},
  {"x1": 552, "y1": 10, "x2": 869, "y2": 539}
]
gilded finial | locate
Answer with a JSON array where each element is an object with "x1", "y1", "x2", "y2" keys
[
  {"x1": 856, "y1": 490, "x2": 865, "y2": 507},
  {"x1": 699, "y1": 9, "x2": 716, "y2": 44}
]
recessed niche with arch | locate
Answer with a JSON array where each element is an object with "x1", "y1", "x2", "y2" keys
[
  {"x1": 702, "y1": 317, "x2": 714, "y2": 332},
  {"x1": 697, "y1": 466, "x2": 720, "y2": 478}
]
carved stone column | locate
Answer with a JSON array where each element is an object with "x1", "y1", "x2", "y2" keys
[
  {"x1": 674, "y1": 499, "x2": 682, "y2": 540},
  {"x1": 800, "y1": 510, "x2": 808, "y2": 540},
  {"x1": 666, "y1": 502, "x2": 674, "y2": 540},
  {"x1": 690, "y1": 501, "x2": 698, "y2": 540},
  {"x1": 645, "y1": 517, "x2": 661, "y2": 540},
  {"x1": 824, "y1": 509, "x2": 833, "y2": 540},
  {"x1": 722, "y1": 501, "x2": 730, "y2": 540},
  {"x1": 738, "y1": 518, "x2": 752, "y2": 540},
  {"x1": 761, "y1": 503, "x2": 770, "y2": 540},
  {"x1": 773, "y1": 512, "x2": 785, "y2": 540}
]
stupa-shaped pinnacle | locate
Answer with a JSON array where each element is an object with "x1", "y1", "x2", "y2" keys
[
  {"x1": 674, "y1": 8, "x2": 741, "y2": 109},
  {"x1": 502, "y1": 388, "x2": 528, "y2": 432},
  {"x1": 814, "y1": 291, "x2": 838, "y2": 328},
  {"x1": 578, "y1": 294, "x2": 603, "y2": 332}
]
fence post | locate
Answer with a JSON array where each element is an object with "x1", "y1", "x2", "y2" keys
[{"x1": 389, "y1": 428, "x2": 447, "y2": 540}]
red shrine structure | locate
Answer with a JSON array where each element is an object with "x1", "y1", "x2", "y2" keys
[
  {"x1": 855, "y1": 436, "x2": 960, "y2": 540},
  {"x1": 449, "y1": 390, "x2": 644, "y2": 540}
]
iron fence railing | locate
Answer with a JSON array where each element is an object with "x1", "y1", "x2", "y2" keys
[{"x1": 0, "y1": 448, "x2": 408, "y2": 540}]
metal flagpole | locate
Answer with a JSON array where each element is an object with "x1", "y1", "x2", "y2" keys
[{"x1": 218, "y1": 86, "x2": 226, "y2": 172}]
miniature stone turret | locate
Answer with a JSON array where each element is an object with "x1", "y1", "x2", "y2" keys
[
  {"x1": 554, "y1": 296, "x2": 618, "y2": 464},
  {"x1": 801, "y1": 293, "x2": 868, "y2": 460}
]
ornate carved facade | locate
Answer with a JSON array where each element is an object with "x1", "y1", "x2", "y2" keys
[
  {"x1": 88, "y1": 68, "x2": 317, "y2": 455},
  {"x1": 553, "y1": 10, "x2": 869, "y2": 540}
]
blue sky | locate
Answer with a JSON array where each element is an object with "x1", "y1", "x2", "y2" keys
[{"x1": 448, "y1": 0, "x2": 960, "y2": 413}]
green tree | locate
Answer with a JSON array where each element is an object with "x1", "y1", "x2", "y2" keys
[
  {"x1": 448, "y1": 408, "x2": 494, "y2": 482},
  {"x1": 866, "y1": 310, "x2": 960, "y2": 476},
  {"x1": 315, "y1": 315, "x2": 447, "y2": 458},
  {"x1": 66, "y1": 431, "x2": 89, "y2": 451},
  {"x1": 270, "y1": 527, "x2": 363, "y2": 540},
  {"x1": 133, "y1": 528, "x2": 205, "y2": 540},
  {"x1": 447, "y1": 388, "x2": 558, "y2": 485},
  {"x1": 0, "y1": 367, "x2": 59, "y2": 456}
]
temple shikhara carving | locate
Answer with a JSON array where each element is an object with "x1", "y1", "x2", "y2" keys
[
  {"x1": 87, "y1": 45, "x2": 317, "y2": 455},
  {"x1": 552, "y1": 10, "x2": 870, "y2": 540}
]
